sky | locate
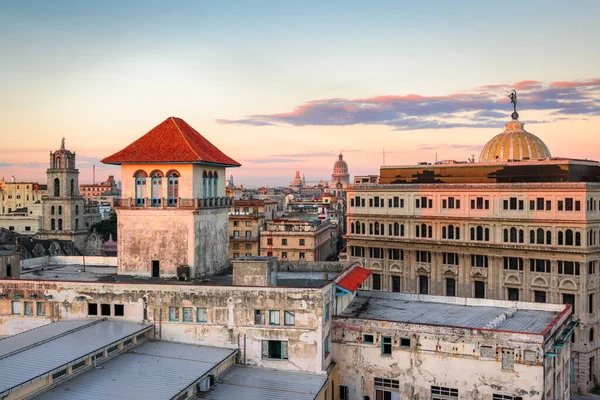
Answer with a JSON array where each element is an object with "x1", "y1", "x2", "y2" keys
[{"x1": 1, "y1": 0, "x2": 600, "y2": 188}]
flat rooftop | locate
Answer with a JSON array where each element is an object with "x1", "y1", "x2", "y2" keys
[
  {"x1": 199, "y1": 365, "x2": 327, "y2": 400},
  {"x1": 340, "y1": 291, "x2": 567, "y2": 335},
  {"x1": 38, "y1": 341, "x2": 236, "y2": 400},
  {"x1": 0, "y1": 319, "x2": 151, "y2": 397}
]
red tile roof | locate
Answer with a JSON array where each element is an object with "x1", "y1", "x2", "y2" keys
[
  {"x1": 336, "y1": 266, "x2": 372, "y2": 293},
  {"x1": 101, "y1": 117, "x2": 241, "y2": 167}
]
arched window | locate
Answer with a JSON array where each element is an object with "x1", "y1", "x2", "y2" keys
[
  {"x1": 442, "y1": 226, "x2": 447, "y2": 239},
  {"x1": 58, "y1": 219, "x2": 63, "y2": 231},
  {"x1": 362, "y1": 223, "x2": 365, "y2": 234},
  {"x1": 369, "y1": 223, "x2": 373, "y2": 235},
  {"x1": 537, "y1": 228, "x2": 544, "y2": 245},
  {"x1": 167, "y1": 171, "x2": 180, "y2": 206},
  {"x1": 456, "y1": 227, "x2": 460, "y2": 240},
  {"x1": 558, "y1": 231, "x2": 564, "y2": 245},
  {"x1": 503, "y1": 229, "x2": 509, "y2": 243},
  {"x1": 374, "y1": 222, "x2": 380, "y2": 235},
  {"x1": 546, "y1": 230, "x2": 552, "y2": 245},
  {"x1": 471, "y1": 227, "x2": 475, "y2": 241},
  {"x1": 576, "y1": 232, "x2": 581, "y2": 246},
  {"x1": 351, "y1": 223, "x2": 355, "y2": 234},
  {"x1": 54, "y1": 178, "x2": 60, "y2": 197},
  {"x1": 135, "y1": 171, "x2": 147, "y2": 206},
  {"x1": 519, "y1": 229, "x2": 524, "y2": 243},
  {"x1": 75, "y1": 218, "x2": 79, "y2": 230},
  {"x1": 355, "y1": 221, "x2": 361, "y2": 234},
  {"x1": 566, "y1": 229, "x2": 574, "y2": 246},
  {"x1": 388, "y1": 224, "x2": 392, "y2": 236},
  {"x1": 202, "y1": 171, "x2": 208, "y2": 198},
  {"x1": 58, "y1": 206, "x2": 62, "y2": 215},
  {"x1": 150, "y1": 171, "x2": 163, "y2": 206},
  {"x1": 476, "y1": 226, "x2": 483, "y2": 241},
  {"x1": 54, "y1": 157, "x2": 60, "y2": 169},
  {"x1": 213, "y1": 171, "x2": 218, "y2": 198},
  {"x1": 421, "y1": 224, "x2": 427, "y2": 238},
  {"x1": 380, "y1": 223, "x2": 385, "y2": 235},
  {"x1": 484, "y1": 228, "x2": 490, "y2": 242},
  {"x1": 51, "y1": 218, "x2": 55, "y2": 230},
  {"x1": 428, "y1": 225, "x2": 432, "y2": 238},
  {"x1": 75, "y1": 205, "x2": 79, "y2": 215},
  {"x1": 51, "y1": 206, "x2": 55, "y2": 215},
  {"x1": 448, "y1": 225, "x2": 454, "y2": 240},
  {"x1": 394, "y1": 223, "x2": 399, "y2": 236},
  {"x1": 510, "y1": 227, "x2": 517, "y2": 243},
  {"x1": 529, "y1": 230, "x2": 535, "y2": 244},
  {"x1": 416, "y1": 225, "x2": 420, "y2": 237},
  {"x1": 590, "y1": 328, "x2": 595, "y2": 344},
  {"x1": 70, "y1": 179, "x2": 74, "y2": 196}
]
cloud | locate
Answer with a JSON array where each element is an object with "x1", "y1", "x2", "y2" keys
[
  {"x1": 417, "y1": 144, "x2": 483, "y2": 152},
  {"x1": 270, "y1": 151, "x2": 336, "y2": 158},
  {"x1": 242, "y1": 158, "x2": 302, "y2": 164},
  {"x1": 216, "y1": 78, "x2": 600, "y2": 130}
]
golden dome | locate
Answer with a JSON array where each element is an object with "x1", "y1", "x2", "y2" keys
[{"x1": 479, "y1": 120, "x2": 551, "y2": 162}]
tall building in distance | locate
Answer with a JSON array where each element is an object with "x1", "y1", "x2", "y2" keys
[
  {"x1": 345, "y1": 103, "x2": 600, "y2": 392},
  {"x1": 102, "y1": 117, "x2": 240, "y2": 278},
  {"x1": 331, "y1": 153, "x2": 350, "y2": 197},
  {"x1": 36, "y1": 139, "x2": 100, "y2": 252}
]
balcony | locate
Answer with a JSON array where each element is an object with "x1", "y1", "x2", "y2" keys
[
  {"x1": 114, "y1": 197, "x2": 233, "y2": 209},
  {"x1": 230, "y1": 235, "x2": 259, "y2": 241}
]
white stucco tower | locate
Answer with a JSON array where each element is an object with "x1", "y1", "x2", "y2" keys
[{"x1": 102, "y1": 117, "x2": 240, "y2": 279}]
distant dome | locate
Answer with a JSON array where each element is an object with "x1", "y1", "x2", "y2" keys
[
  {"x1": 334, "y1": 153, "x2": 348, "y2": 172},
  {"x1": 479, "y1": 120, "x2": 551, "y2": 162}
]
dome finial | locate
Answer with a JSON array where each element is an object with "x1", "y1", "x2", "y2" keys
[
  {"x1": 508, "y1": 90, "x2": 519, "y2": 120},
  {"x1": 61, "y1": 137, "x2": 66, "y2": 150}
]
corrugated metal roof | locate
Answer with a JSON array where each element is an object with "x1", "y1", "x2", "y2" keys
[
  {"x1": 0, "y1": 320, "x2": 95, "y2": 359},
  {"x1": 0, "y1": 320, "x2": 150, "y2": 395},
  {"x1": 341, "y1": 292, "x2": 561, "y2": 334},
  {"x1": 37, "y1": 341, "x2": 236, "y2": 400},
  {"x1": 200, "y1": 365, "x2": 327, "y2": 400},
  {"x1": 336, "y1": 266, "x2": 372, "y2": 293}
]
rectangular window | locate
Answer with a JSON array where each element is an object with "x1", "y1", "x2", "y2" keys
[
  {"x1": 269, "y1": 310, "x2": 280, "y2": 325},
  {"x1": 431, "y1": 386, "x2": 458, "y2": 399},
  {"x1": 183, "y1": 307, "x2": 193, "y2": 322},
  {"x1": 565, "y1": 198, "x2": 574, "y2": 211},
  {"x1": 299, "y1": 252, "x2": 306, "y2": 259},
  {"x1": 474, "y1": 281, "x2": 485, "y2": 299},
  {"x1": 363, "y1": 334, "x2": 374, "y2": 344},
  {"x1": 262, "y1": 340, "x2": 288, "y2": 360},
  {"x1": 510, "y1": 197, "x2": 517, "y2": 210},
  {"x1": 508, "y1": 288, "x2": 519, "y2": 301},
  {"x1": 299, "y1": 239, "x2": 305, "y2": 246},
  {"x1": 324, "y1": 334, "x2": 329, "y2": 354},
  {"x1": 537, "y1": 197, "x2": 545, "y2": 210},
  {"x1": 558, "y1": 200, "x2": 564, "y2": 211},
  {"x1": 254, "y1": 310, "x2": 265, "y2": 325},
  {"x1": 324, "y1": 303, "x2": 330, "y2": 322},
  {"x1": 339, "y1": 385, "x2": 349, "y2": 400},
  {"x1": 281, "y1": 252, "x2": 288, "y2": 259},
  {"x1": 393, "y1": 197, "x2": 399, "y2": 207},
  {"x1": 197, "y1": 307, "x2": 208, "y2": 322},
  {"x1": 446, "y1": 278, "x2": 456, "y2": 297},
  {"x1": 168, "y1": 307, "x2": 180, "y2": 322},
  {"x1": 400, "y1": 337, "x2": 410, "y2": 348},
  {"x1": 372, "y1": 273, "x2": 381, "y2": 290},
  {"x1": 381, "y1": 336, "x2": 392, "y2": 355},
  {"x1": 391, "y1": 276, "x2": 401, "y2": 292},
  {"x1": 36, "y1": 302, "x2": 46, "y2": 316},
  {"x1": 590, "y1": 294, "x2": 594, "y2": 314},
  {"x1": 284, "y1": 310, "x2": 295, "y2": 326},
  {"x1": 282, "y1": 238, "x2": 287, "y2": 245},
  {"x1": 534, "y1": 290, "x2": 547, "y2": 303},
  {"x1": 419, "y1": 275, "x2": 428, "y2": 295},
  {"x1": 101, "y1": 303, "x2": 111, "y2": 316},
  {"x1": 267, "y1": 238, "x2": 273, "y2": 245},
  {"x1": 546, "y1": 200, "x2": 552, "y2": 210},
  {"x1": 114, "y1": 304, "x2": 124, "y2": 317},
  {"x1": 563, "y1": 293, "x2": 575, "y2": 309},
  {"x1": 88, "y1": 303, "x2": 98, "y2": 316},
  {"x1": 492, "y1": 395, "x2": 523, "y2": 400},
  {"x1": 24, "y1": 301, "x2": 33, "y2": 316}
]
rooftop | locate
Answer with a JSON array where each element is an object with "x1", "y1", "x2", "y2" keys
[
  {"x1": 339, "y1": 291, "x2": 568, "y2": 335},
  {"x1": 200, "y1": 365, "x2": 327, "y2": 400},
  {"x1": 37, "y1": 341, "x2": 236, "y2": 400}
]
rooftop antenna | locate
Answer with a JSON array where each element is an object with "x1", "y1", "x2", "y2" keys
[
  {"x1": 382, "y1": 147, "x2": 386, "y2": 166},
  {"x1": 93, "y1": 165, "x2": 96, "y2": 185}
]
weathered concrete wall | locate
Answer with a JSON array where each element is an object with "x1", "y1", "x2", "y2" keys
[
  {"x1": 21, "y1": 256, "x2": 117, "y2": 268},
  {"x1": 0, "y1": 279, "x2": 330, "y2": 374},
  {"x1": 277, "y1": 261, "x2": 349, "y2": 273},
  {"x1": 0, "y1": 249, "x2": 20, "y2": 279},
  {"x1": 232, "y1": 258, "x2": 276, "y2": 286}
]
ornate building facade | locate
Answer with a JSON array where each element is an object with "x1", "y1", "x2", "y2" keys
[
  {"x1": 345, "y1": 112, "x2": 600, "y2": 392},
  {"x1": 36, "y1": 139, "x2": 100, "y2": 253},
  {"x1": 331, "y1": 153, "x2": 350, "y2": 197}
]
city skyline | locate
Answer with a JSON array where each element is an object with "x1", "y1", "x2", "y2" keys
[{"x1": 2, "y1": 1, "x2": 600, "y2": 187}]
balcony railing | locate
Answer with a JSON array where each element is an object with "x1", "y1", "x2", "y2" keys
[{"x1": 114, "y1": 197, "x2": 233, "y2": 209}]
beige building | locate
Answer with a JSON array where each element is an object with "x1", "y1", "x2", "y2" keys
[
  {"x1": 260, "y1": 218, "x2": 336, "y2": 261},
  {"x1": 229, "y1": 200, "x2": 277, "y2": 259},
  {"x1": 0, "y1": 247, "x2": 19, "y2": 279},
  {"x1": 0, "y1": 181, "x2": 46, "y2": 214},
  {"x1": 333, "y1": 291, "x2": 574, "y2": 400},
  {"x1": 345, "y1": 113, "x2": 600, "y2": 392},
  {"x1": 102, "y1": 117, "x2": 240, "y2": 278},
  {"x1": 0, "y1": 203, "x2": 43, "y2": 234},
  {"x1": 79, "y1": 174, "x2": 119, "y2": 199}
]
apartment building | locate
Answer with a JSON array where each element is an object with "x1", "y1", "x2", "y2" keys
[{"x1": 229, "y1": 200, "x2": 277, "y2": 259}]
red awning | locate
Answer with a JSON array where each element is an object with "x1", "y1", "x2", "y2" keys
[{"x1": 337, "y1": 266, "x2": 372, "y2": 293}]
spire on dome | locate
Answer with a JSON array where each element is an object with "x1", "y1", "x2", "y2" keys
[
  {"x1": 508, "y1": 90, "x2": 519, "y2": 120},
  {"x1": 61, "y1": 137, "x2": 66, "y2": 150}
]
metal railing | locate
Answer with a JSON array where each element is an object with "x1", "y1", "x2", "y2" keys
[{"x1": 113, "y1": 197, "x2": 233, "y2": 209}]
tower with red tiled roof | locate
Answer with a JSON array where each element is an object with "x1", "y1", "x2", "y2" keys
[{"x1": 101, "y1": 117, "x2": 240, "y2": 278}]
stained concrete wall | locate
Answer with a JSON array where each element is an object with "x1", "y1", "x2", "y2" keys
[{"x1": 21, "y1": 256, "x2": 117, "y2": 268}]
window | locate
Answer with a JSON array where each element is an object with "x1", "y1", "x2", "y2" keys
[
  {"x1": 233, "y1": 221, "x2": 239, "y2": 227},
  {"x1": 480, "y1": 346, "x2": 494, "y2": 358},
  {"x1": 419, "y1": 275, "x2": 428, "y2": 294},
  {"x1": 266, "y1": 238, "x2": 272, "y2": 245},
  {"x1": 299, "y1": 252, "x2": 306, "y2": 259},
  {"x1": 233, "y1": 243, "x2": 240, "y2": 250},
  {"x1": 431, "y1": 386, "x2": 458, "y2": 399},
  {"x1": 197, "y1": 308, "x2": 208, "y2": 322},
  {"x1": 493, "y1": 395, "x2": 523, "y2": 400},
  {"x1": 590, "y1": 294, "x2": 595, "y2": 314},
  {"x1": 284, "y1": 310, "x2": 295, "y2": 326},
  {"x1": 391, "y1": 276, "x2": 401, "y2": 292},
  {"x1": 183, "y1": 307, "x2": 193, "y2": 322},
  {"x1": 339, "y1": 385, "x2": 349, "y2": 400},
  {"x1": 254, "y1": 310, "x2": 265, "y2": 325},
  {"x1": 534, "y1": 291, "x2": 547, "y2": 303},
  {"x1": 530, "y1": 259, "x2": 551, "y2": 273},
  {"x1": 246, "y1": 221, "x2": 252, "y2": 226},
  {"x1": 6, "y1": 264, "x2": 12, "y2": 277},
  {"x1": 558, "y1": 261, "x2": 580, "y2": 275},
  {"x1": 269, "y1": 310, "x2": 280, "y2": 325},
  {"x1": 507, "y1": 288, "x2": 519, "y2": 301},
  {"x1": 24, "y1": 301, "x2": 33, "y2": 316},
  {"x1": 281, "y1": 252, "x2": 288, "y2": 259},
  {"x1": 363, "y1": 334, "x2": 374, "y2": 344},
  {"x1": 88, "y1": 303, "x2": 98, "y2": 315},
  {"x1": 563, "y1": 294, "x2": 575, "y2": 309},
  {"x1": 262, "y1": 340, "x2": 288, "y2": 360},
  {"x1": 282, "y1": 238, "x2": 287, "y2": 245},
  {"x1": 400, "y1": 337, "x2": 410, "y2": 348},
  {"x1": 381, "y1": 336, "x2": 392, "y2": 355},
  {"x1": 372, "y1": 273, "x2": 381, "y2": 290},
  {"x1": 169, "y1": 307, "x2": 180, "y2": 322},
  {"x1": 446, "y1": 278, "x2": 456, "y2": 297},
  {"x1": 324, "y1": 334, "x2": 329, "y2": 355},
  {"x1": 299, "y1": 239, "x2": 305, "y2": 246},
  {"x1": 471, "y1": 255, "x2": 488, "y2": 268},
  {"x1": 324, "y1": 303, "x2": 330, "y2": 322},
  {"x1": 503, "y1": 257, "x2": 523, "y2": 271},
  {"x1": 474, "y1": 281, "x2": 485, "y2": 299},
  {"x1": 114, "y1": 304, "x2": 124, "y2": 317},
  {"x1": 502, "y1": 348, "x2": 515, "y2": 371},
  {"x1": 36, "y1": 302, "x2": 46, "y2": 316},
  {"x1": 101, "y1": 303, "x2": 111, "y2": 316}
]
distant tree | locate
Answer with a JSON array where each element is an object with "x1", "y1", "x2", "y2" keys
[{"x1": 92, "y1": 211, "x2": 117, "y2": 241}]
